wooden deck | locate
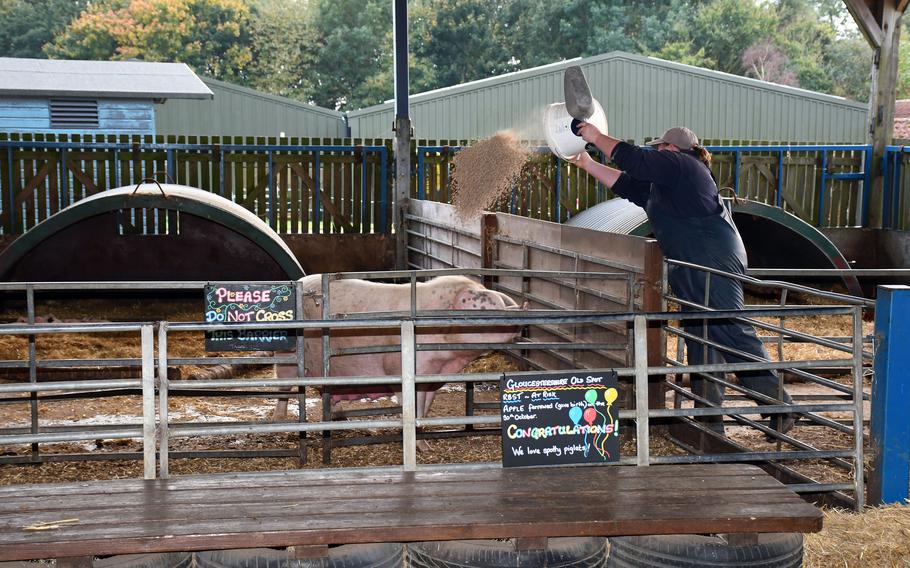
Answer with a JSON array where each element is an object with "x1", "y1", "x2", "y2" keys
[{"x1": 0, "y1": 463, "x2": 823, "y2": 561}]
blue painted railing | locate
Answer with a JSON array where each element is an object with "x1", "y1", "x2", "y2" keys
[
  {"x1": 0, "y1": 137, "x2": 884, "y2": 235},
  {"x1": 704, "y1": 144, "x2": 873, "y2": 228},
  {"x1": 418, "y1": 143, "x2": 874, "y2": 229},
  {"x1": 0, "y1": 139, "x2": 390, "y2": 235},
  {"x1": 883, "y1": 145, "x2": 910, "y2": 230},
  {"x1": 870, "y1": 285, "x2": 910, "y2": 504}
]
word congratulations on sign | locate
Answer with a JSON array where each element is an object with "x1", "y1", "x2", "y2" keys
[
  {"x1": 500, "y1": 370, "x2": 620, "y2": 468},
  {"x1": 204, "y1": 283, "x2": 295, "y2": 351}
]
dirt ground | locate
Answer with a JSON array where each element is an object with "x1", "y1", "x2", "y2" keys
[{"x1": 0, "y1": 296, "x2": 897, "y2": 567}]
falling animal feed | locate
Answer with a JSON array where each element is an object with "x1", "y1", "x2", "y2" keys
[{"x1": 451, "y1": 131, "x2": 532, "y2": 221}]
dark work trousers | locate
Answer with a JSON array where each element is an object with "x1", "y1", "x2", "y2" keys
[{"x1": 650, "y1": 199, "x2": 794, "y2": 432}]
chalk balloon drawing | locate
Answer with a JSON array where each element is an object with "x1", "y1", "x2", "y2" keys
[
  {"x1": 569, "y1": 406, "x2": 583, "y2": 425},
  {"x1": 500, "y1": 371, "x2": 620, "y2": 468}
]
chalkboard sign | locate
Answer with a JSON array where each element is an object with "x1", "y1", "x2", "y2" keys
[
  {"x1": 500, "y1": 370, "x2": 620, "y2": 468},
  {"x1": 204, "y1": 283, "x2": 296, "y2": 351}
]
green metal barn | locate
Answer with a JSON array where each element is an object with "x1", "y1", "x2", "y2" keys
[
  {"x1": 152, "y1": 51, "x2": 867, "y2": 145},
  {"x1": 347, "y1": 51, "x2": 869, "y2": 144},
  {"x1": 155, "y1": 77, "x2": 347, "y2": 139}
]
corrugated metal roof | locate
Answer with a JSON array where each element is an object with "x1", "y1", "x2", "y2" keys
[
  {"x1": 155, "y1": 77, "x2": 346, "y2": 137},
  {"x1": 0, "y1": 57, "x2": 213, "y2": 100},
  {"x1": 348, "y1": 51, "x2": 869, "y2": 144},
  {"x1": 199, "y1": 77, "x2": 342, "y2": 118}
]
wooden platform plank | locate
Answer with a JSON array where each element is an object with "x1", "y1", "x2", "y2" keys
[
  {"x1": 0, "y1": 463, "x2": 773, "y2": 498},
  {"x1": 0, "y1": 471, "x2": 789, "y2": 511},
  {"x1": 0, "y1": 464, "x2": 823, "y2": 561},
  {"x1": 0, "y1": 489, "x2": 805, "y2": 533}
]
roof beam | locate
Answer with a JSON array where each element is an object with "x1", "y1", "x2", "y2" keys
[{"x1": 844, "y1": 0, "x2": 884, "y2": 47}]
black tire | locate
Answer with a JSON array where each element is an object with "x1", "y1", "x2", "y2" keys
[
  {"x1": 606, "y1": 533, "x2": 803, "y2": 568},
  {"x1": 93, "y1": 553, "x2": 194, "y2": 568},
  {"x1": 407, "y1": 538, "x2": 607, "y2": 568},
  {"x1": 195, "y1": 543, "x2": 403, "y2": 568}
]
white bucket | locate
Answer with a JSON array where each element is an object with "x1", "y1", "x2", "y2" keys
[{"x1": 543, "y1": 99, "x2": 608, "y2": 160}]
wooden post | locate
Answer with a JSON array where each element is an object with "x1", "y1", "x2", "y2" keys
[
  {"x1": 869, "y1": 5, "x2": 901, "y2": 228},
  {"x1": 642, "y1": 239, "x2": 666, "y2": 409},
  {"x1": 844, "y1": 0, "x2": 906, "y2": 228},
  {"x1": 481, "y1": 212, "x2": 499, "y2": 287},
  {"x1": 392, "y1": 0, "x2": 411, "y2": 269},
  {"x1": 869, "y1": 285, "x2": 910, "y2": 504}
]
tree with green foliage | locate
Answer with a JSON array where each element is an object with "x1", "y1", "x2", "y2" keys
[
  {"x1": 684, "y1": 0, "x2": 777, "y2": 74},
  {"x1": 897, "y1": 18, "x2": 910, "y2": 100},
  {"x1": 306, "y1": 0, "x2": 392, "y2": 110},
  {"x1": 411, "y1": 0, "x2": 517, "y2": 89},
  {"x1": 243, "y1": 0, "x2": 319, "y2": 102},
  {"x1": 503, "y1": 0, "x2": 597, "y2": 67},
  {"x1": 0, "y1": 0, "x2": 89, "y2": 59},
  {"x1": 46, "y1": 0, "x2": 253, "y2": 82},
  {"x1": 0, "y1": 0, "x2": 875, "y2": 108}
]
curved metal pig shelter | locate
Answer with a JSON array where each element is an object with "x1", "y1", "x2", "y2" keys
[
  {"x1": 0, "y1": 183, "x2": 305, "y2": 282},
  {"x1": 566, "y1": 197, "x2": 862, "y2": 296}
]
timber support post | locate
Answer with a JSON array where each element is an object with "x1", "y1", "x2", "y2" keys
[{"x1": 392, "y1": 0, "x2": 411, "y2": 270}]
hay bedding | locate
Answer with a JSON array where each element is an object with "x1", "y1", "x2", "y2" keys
[{"x1": 0, "y1": 299, "x2": 896, "y2": 567}]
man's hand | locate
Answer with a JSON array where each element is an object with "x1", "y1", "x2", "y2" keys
[
  {"x1": 566, "y1": 151, "x2": 592, "y2": 168},
  {"x1": 575, "y1": 122, "x2": 602, "y2": 145}
]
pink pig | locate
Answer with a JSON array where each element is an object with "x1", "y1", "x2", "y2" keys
[{"x1": 274, "y1": 275, "x2": 524, "y2": 426}]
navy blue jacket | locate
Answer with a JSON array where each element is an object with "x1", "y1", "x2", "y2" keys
[
  {"x1": 610, "y1": 141, "x2": 721, "y2": 218},
  {"x1": 609, "y1": 141, "x2": 748, "y2": 310},
  {"x1": 608, "y1": 144, "x2": 791, "y2": 410}
]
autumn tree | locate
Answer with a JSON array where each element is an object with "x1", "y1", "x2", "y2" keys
[
  {"x1": 0, "y1": 0, "x2": 874, "y2": 107},
  {"x1": 46, "y1": 0, "x2": 253, "y2": 81},
  {"x1": 742, "y1": 40, "x2": 799, "y2": 86}
]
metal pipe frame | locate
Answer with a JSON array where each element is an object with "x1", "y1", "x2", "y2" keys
[
  {"x1": 659, "y1": 259, "x2": 867, "y2": 508},
  {"x1": 665, "y1": 324, "x2": 860, "y2": 395},
  {"x1": 493, "y1": 234, "x2": 647, "y2": 275},
  {"x1": 403, "y1": 213, "x2": 482, "y2": 239},
  {"x1": 0, "y1": 269, "x2": 869, "y2": 506},
  {"x1": 666, "y1": 258, "x2": 874, "y2": 307},
  {"x1": 748, "y1": 268, "x2": 910, "y2": 277}
]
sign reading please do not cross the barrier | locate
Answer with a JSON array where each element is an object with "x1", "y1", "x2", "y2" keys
[{"x1": 204, "y1": 283, "x2": 296, "y2": 351}]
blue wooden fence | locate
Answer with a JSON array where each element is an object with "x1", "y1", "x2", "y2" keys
[
  {"x1": 883, "y1": 146, "x2": 910, "y2": 230},
  {"x1": 0, "y1": 135, "x2": 390, "y2": 235},
  {"x1": 419, "y1": 143, "x2": 873, "y2": 229},
  {"x1": 0, "y1": 134, "x2": 892, "y2": 236}
]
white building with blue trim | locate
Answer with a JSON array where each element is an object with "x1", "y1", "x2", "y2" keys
[{"x1": 0, "y1": 58, "x2": 213, "y2": 136}]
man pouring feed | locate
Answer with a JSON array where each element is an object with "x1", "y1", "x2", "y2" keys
[{"x1": 568, "y1": 122, "x2": 796, "y2": 436}]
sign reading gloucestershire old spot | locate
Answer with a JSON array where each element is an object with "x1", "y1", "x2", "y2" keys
[
  {"x1": 204, "y1": 283, "x2": 295, "y2": 351},
  {"x1": 500, "y1": 370, "x2": 620, "y2": 468}
]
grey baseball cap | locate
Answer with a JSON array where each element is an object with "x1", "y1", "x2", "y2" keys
[{"x1": 646, "y1": 126, "x2": 699, "y2": 150}]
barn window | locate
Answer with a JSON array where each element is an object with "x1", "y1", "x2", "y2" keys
[{"x1": 49, "y1": 98, "x2": 99, "y2": 129}]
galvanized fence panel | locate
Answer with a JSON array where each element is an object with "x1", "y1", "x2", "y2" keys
[{"x1": 0, "y1": 274, "x2": 872, "y2": 509}]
